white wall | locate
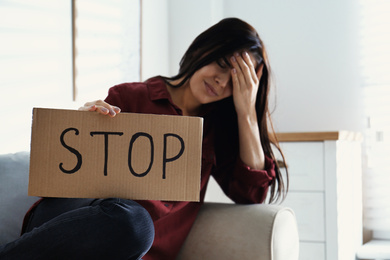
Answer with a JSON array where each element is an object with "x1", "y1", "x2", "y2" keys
[
  {"x1": 141, "y1": 0, "x2": 170, "y2": 80},
  {"x1": 166, "y1": 0, "x2": 365, "y2": 133},
  {"x1": 167, "y1": 0, "x2": 224, "y2": 77}
]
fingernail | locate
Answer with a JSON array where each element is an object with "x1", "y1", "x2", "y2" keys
[
  {"x1": 234, "y1": 52, "x2": 240, "y2": 57},
  {"x1": 244, "y1": 51, "x2": 249, "y2": 57},
  {"x1": 113, "y1": 106, "x2": 121, "y2": 113},
  {"x1": 232, "y1": 68, "x2": 237, "y2": 74},
  {"x1": 231, "y1": 56, "x2": 236, "y2": 62},
  {"x1": 101, "y1": 107, "x2": 109, "y2": 113},
  {"x1": 109, "y1": 109, "x2": 116, "y2": 116}
]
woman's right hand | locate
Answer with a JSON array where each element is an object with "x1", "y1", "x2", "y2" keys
[{"x1": 78, "y1": 100, "x2": 121, "y2": 118}]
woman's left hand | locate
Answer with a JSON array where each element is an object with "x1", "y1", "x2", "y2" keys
[{"x1": 230, "y1": 52, "x2": 263, "y2": 118}]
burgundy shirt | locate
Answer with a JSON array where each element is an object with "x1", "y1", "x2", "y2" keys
[{"x1": 104, "y1": 77, "x2": 276, "y2": 260}]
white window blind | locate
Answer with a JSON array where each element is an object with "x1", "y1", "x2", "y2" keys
[
  {"x1": 74, "y1": 0, "x2": 141, "y2": 102},
  {"x1": 0, "y1": 0, "x2": 141, "y2": 154},
  {"x1": 360, "y1": 0, "x2": 390, "y2": 236},
  {"x1": 0, "y1": 0, "x2": 73, "y2": 154}
]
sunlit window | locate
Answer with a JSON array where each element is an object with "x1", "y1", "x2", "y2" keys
[
  {"x1": 0, "y1": 0, "x2": 72, "y2": 154},
  {"x1": 74, "y1": 0, "x2": 140, "y2": 102},
  {"x1": 0, "y1": 0, "x2": 141, "y2": 154}
]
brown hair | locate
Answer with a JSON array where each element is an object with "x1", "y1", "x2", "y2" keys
[{"x1": 163, "y1": 18, "x2": 288, "y2": 203}]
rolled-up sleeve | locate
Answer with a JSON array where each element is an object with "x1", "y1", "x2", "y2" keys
[{"x1": 213, "y1": 155, "x2": 276, "y2": 204}]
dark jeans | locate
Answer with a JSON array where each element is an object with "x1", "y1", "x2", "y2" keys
[{"x1": 0, "y1": 198, "x2": 154, "y2": 260}]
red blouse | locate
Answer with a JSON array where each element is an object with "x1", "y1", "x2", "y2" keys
[{"x1": 104, "y1": 77, "x2": 276, "y2": 260}]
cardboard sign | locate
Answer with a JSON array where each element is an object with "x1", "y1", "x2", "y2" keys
[{"x1": 28, "y1": 108, "x2": 203, "y2": 201}]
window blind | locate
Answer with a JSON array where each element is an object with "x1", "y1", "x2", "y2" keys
[
  {"x1": 0, "y1": 0, "x2": 72, "y2": 154},
  {"x1": 360, "y1": 0, "x2": 390, "y2": 235},
  {"x1": 73, "y1": 0, "x2": 141, "y2": 102},
  {"x1": 0, "y1": 0, "x2": 141, "y2": 154}
]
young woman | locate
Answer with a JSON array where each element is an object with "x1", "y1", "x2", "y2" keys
[{"x1": 0, "y1": 17, "x2": 288, "y2": 260}]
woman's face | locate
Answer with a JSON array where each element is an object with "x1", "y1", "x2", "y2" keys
[
  {"x1": 188, "y1": 60, "x2": 233, "y2": 105},
  {"x1": 188, "y1": 52, "x2": 258, "y2": 105}
]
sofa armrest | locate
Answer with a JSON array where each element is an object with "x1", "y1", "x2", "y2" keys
[{"x1": 176, "y1": 202, "x2": 299, "y2": 260}]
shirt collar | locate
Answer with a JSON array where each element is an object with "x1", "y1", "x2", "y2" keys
[{"x1": 146, "y1": 76, "x2": 172, "y2": 101}]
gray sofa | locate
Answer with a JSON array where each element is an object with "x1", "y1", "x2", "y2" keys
[{"x1": 0, "y1": 152, "x2": 299, "y2": 260}]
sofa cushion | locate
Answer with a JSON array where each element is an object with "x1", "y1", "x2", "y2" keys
[{"x1": 0, "y1": 152, "x2": 40, "y2": 245}]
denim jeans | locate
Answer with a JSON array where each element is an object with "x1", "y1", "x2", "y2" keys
[{"x1": 0, "y1": 198, "x2": 155, "y2": 260}]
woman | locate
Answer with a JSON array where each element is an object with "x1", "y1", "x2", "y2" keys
[{"x1": 0, "y1": 17, "x2": 287, "y2": 260}]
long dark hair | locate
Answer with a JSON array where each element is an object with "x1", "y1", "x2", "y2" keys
[{"x1": 162, "y1": 18, "x2": 288, "y2": 203}]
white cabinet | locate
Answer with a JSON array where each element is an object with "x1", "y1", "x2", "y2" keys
[
  {"x1": 204, "y1": 131, "x2": 363, "y2": 260},
  {"x1": 276, "y1": 132, "x2": 363, "y2": 260}
]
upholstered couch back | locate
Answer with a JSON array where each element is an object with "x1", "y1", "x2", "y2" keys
[{"x1": 0, "y1": 152, "x2": 40, "y2": 244}]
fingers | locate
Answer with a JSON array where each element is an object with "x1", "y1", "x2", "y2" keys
[
  {"x1": 230, "y1": 52, "x2": 258, "y2": 88},
  {"x1": 231, "y1": 53, "x2": 248, "y2": 88},
  {"x1": 79, "y1": 100, "x2": 121, "y2": 117},
  {"x1": 231, "y1": 67, "x2": 240, "y2": 91},
  {"x1": 242, "y1": 52, "x2": 258, "y2": 83},
  {"x1": 230, "y1": 51, "x2": 262, "y2": 117}
]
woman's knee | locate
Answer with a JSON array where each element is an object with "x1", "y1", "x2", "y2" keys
[{"x1": 98, "y1": 198, "x2": 154, "y2": 254}]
